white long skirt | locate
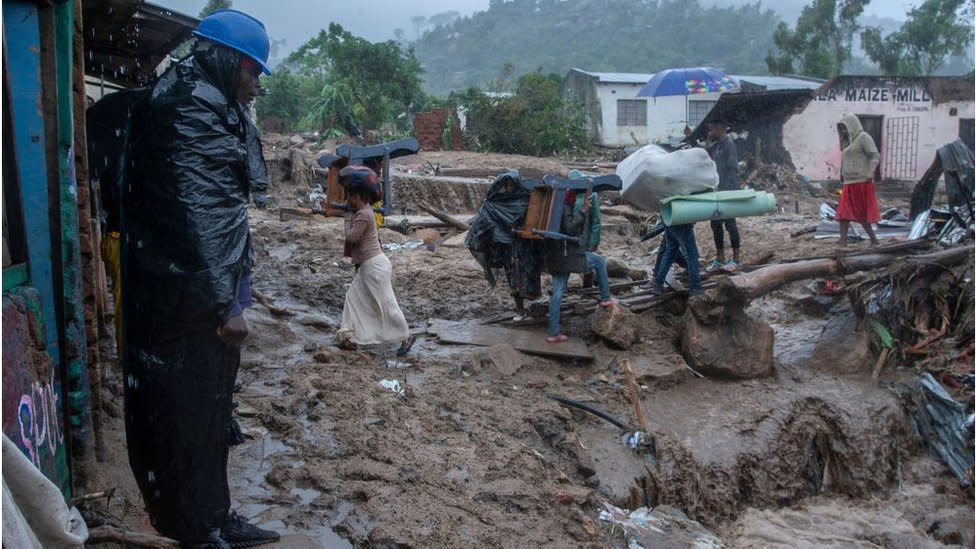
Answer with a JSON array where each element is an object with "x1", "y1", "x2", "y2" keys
[{"x1": 338, "y1": 253, "x2": 409, "y2": 345}]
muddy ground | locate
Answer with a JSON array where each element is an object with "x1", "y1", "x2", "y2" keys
[{"x1": 86, "y1": 151, "x2": 973, "y2": 548}]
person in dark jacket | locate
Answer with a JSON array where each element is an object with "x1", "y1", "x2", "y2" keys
[
  {"x1": 121, "y1": 10, "x2": 277, "y2": 549},
  {"x1": 705, "y1": 119, "x2": 742, "y2": 273},
  {"x1": 544, "y1": 188, "x2": 613, "y2": 343}
]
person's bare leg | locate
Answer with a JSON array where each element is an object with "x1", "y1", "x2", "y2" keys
[
  {"x1": 861, "y1": 222, "x2": 879, "y2": 246},
  {"x1": 716, "y1": 249, "x2": 726, "y2": 263},
  {"x1": 732, "y1": 248, "x2": 741, "y2": 262},
  {"x1": 838, "y1": 221, "x2": 850, "y2": 249}
]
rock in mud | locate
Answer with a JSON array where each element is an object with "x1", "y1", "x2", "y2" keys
[
  {"x1": 470, "y1": 344, "x2": 532, "y2": 376},
  {"x1": 605, "y1": 258, "x2": 645, "y2": 281},
  {"x1": 805, "y1": 308, "x2": 872, "y2": 374},
  {"x1": 313, "y1": 349, "x2": 334, "y2": 363},
  {"x1": 680, "y1": 296, "x2": 774, "y2": 379},
  {"x1": 591, "y1": 305, "x2": 639, "y2": 349}
]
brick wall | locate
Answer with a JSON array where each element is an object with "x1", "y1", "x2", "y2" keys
[{"x1": 414, "y1": 109, "x2": 463, "y2": 151}]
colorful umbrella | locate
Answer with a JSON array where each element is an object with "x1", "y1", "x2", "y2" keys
[{"x1": 636, "y1": 67, "x2": 740, "y2": 97}]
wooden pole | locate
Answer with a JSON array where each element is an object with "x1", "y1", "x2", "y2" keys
[{"x1": 418, "y1": 203, "x2": 470, "y2": 231}]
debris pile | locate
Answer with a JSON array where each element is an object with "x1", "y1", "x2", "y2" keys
[
  {"x1": 849, "y1": 250, "x2": 975, "y2": 399},
  {"x1": 743, "y1": 159, "x2": 816, "y2": 195},
  {"x1": 261, "y1": 132, "x2": 323, "y2": 202}
]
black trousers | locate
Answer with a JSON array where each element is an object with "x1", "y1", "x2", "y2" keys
[
  {"x1": 123, "y1": 328, "x2": 238, "y2": 543},
  {"x1": 710, "y1": 218, "x2": 741, "y2": 251}
]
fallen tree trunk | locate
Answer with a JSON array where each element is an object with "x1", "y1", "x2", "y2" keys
[
  {"x1": 720, "y1": 244, "x2": 970, "y2": 302},
  {"x1": 419, "y1": 203, "x2": 470, "y2": 231}
]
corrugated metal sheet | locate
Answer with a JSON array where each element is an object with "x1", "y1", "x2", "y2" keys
[
  {"x1": 84, "y1": 0, "x2": 198, "y2": 87},
  {"x1": 569, "y1": 68, "x2": 653, "y2": 84}
]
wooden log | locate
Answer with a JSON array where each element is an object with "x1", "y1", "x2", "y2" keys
[
  {"x1": 723, "y1": 244, "x2": 972, "y2": 302},
  {"x1": 621, "y1": 359, "x2": 647, "y2": 432},
  {"x1": 87, "y1": 526, "x2": 179, "y2": 548},
  {"x1": 791, "y1": 225, "x2": 817, "y2": 238},
  {"x1": 419, "y1": 203, "x2": 470, "y2": 231}
]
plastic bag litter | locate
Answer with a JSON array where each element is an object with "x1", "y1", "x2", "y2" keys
[
  {"x1": 617, "y1": 145, "x2": 718, "y2": 211},
  {"x1": 379, "y1": 379, "x2": 405, "y2": 396},
  {"x1": 819, "y1": 203, "x2": 837, "y2": 220},
  {"x1": 309, "y1": 185, "x2": 326, "y2": 213},
  {"x1": 598, "y1": 502, "x2": 726, "y2": 548},
  {"x1": 383, "y1": 241, "x2": 424, "y2": 252}
]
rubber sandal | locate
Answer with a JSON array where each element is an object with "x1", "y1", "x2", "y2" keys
[
  {"x1": 546, "y1": 334, "x2": 569, "y2": 344},
  {"x1": 598, "y1": 299, "x2": 615, "y2": 308},
  {"x1": 396, "y1": 335, "x2": 416, "y2": 357}
]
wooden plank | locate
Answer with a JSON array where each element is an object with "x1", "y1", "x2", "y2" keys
[{"x1": 427, "y1": 319, "x2": 594, "y2": 360}]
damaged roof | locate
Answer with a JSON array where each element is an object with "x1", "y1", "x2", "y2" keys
[
  {"x1": 816, "y1": 75, "x2": 975, "y2": 105},
  {"x1": 690, "y1": 89, "x2": 814, "y2": 140},
  {"x1": 732, "y1": 75, "x2": 824, "y2": 91},
  {"x1": 84, "y1": 0, "x2": 198, "y2": 88}
]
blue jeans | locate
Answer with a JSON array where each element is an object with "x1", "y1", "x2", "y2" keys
[
  {"x1": 549, "y1": 252, "x2": 610, "y2": 337},
  {"x1": 654, "y1": 224, "x2": 701, "y2": 291}
]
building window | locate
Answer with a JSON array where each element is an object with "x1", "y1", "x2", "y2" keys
[
  {"x1": 688, "y1": 100, "x2": 717, "y2": 128},
  {"x1": 616, "y1": 99, "x2": 646, "y2": 127}
]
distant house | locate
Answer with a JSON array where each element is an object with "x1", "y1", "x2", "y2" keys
[
  {"x1": 782, "y1": 76, "x2": 975, "y2": 182},
  {"x1": 565, "y1": 68, "x2": 822, "y2": 147}
]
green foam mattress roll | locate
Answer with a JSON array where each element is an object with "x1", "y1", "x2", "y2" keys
[{"x1": 661, "y1": 190, "x2": 776, "y2": 226}]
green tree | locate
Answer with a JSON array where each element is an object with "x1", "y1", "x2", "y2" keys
[
  {"x1": 288, "y1": 23, "x2": 425, "y2": 133},
  {"x1": 862, "y1": 0, "x2": 973, "y2": 75},
  {"x1": 254, "y1": 68, "x2": 305, "y2": 131},
  {"x1": 199, "y1": 0, "x2": 232, "y2": 18},
  {"x1": 462, "y1": 73, "x2": 589, "y2": 156},
  {"x1": 765, "y1": 0, "x2": 870, "y2": 78}
]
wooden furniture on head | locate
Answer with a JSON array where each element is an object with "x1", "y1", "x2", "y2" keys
[{"x1": 315, "y1": 137, "x2": 420, "y2": 218}]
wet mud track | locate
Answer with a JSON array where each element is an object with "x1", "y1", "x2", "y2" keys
[{"x1": 210, "y1": 209, "x2": 975, "y2": 547}]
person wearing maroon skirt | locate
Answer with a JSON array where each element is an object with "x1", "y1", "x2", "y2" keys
[{"x1": 836, "y1": 113, "x2": 882, "y2": 247}]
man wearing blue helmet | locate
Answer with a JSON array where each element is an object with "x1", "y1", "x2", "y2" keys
[{"x1": 121, "y1": 9, "x2": 279, "y2": 549}]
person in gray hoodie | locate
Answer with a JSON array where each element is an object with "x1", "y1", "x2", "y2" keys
[{"x1": 836, "y1": 113, "x2": 882, "y2": 247}]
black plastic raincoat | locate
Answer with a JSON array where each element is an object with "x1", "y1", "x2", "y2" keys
[{"x1": 121, "y1": 44, "x2": 263, "y2": 543}]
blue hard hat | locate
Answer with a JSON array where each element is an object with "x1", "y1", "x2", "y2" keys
[{"x1": 193, "y1": 9, "x2": 272, "y2": 75}]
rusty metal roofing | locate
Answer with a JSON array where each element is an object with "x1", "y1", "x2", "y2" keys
[{"x1": 84, "y1": 0, "x2": 198, "y2": 88}]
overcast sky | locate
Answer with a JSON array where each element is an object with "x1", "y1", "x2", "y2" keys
[{"x1": 157, "y1": 0, "x2": 917, "y2": 59}]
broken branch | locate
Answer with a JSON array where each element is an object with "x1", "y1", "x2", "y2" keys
[
  {"x1": 252, "y1": 288, "x2": 296, "y2": 317},
  {"x1": 87, "y1": 526, "x2": 179, "y2": 548}
]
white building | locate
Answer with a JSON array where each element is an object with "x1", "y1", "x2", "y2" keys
[
  {"x1": 783, "y1": 76, "x2": 975, "y2": 182},
  {"x1": 565, "y1": 68, "x2": 822, "y2": 147}
]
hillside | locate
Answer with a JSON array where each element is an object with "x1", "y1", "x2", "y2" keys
[{"x1": 412, "y1": 0, "x2": 783, "y2": 96}]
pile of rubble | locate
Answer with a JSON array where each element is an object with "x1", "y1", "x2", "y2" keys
[{"x1": 744, "y1": 159, "x2": 819, "y2": 195}]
